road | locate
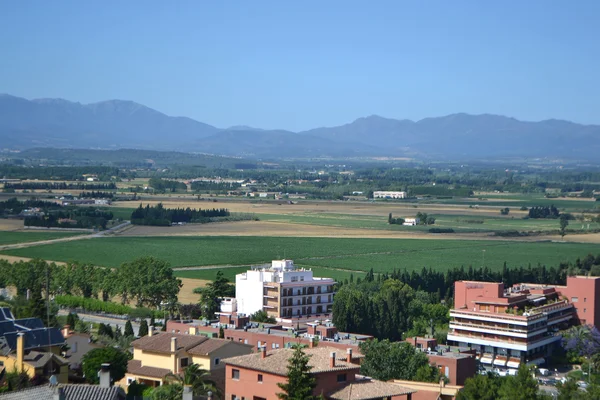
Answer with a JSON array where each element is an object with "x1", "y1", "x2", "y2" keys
[
  {"x1": 0, "y1": 221, "x2": 131, "y2": 251},
  {"x1": 57, "y1": 309, "x2": 157, "y2": 337}
]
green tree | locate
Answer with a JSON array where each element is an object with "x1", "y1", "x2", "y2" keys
[
  {"x1": 139, "y1": 319, "x2": 149, "y2": 337},
  {"x1": 124, "y1": 320, "x2": 134, "y2": 337},
  {"x1": 358, "y1": 339, "x2": 431, "y2": 382},
  {"x1": 66, "y1": 312, "x2": 78, "y2": 329},
  {"x1": 118, "y1": 257, "x2": 182, "y2": 308},
  {"x1": 150, "y1": 383, "x2": 183, "y2": 400},
  {"x1": 218, "y1": 326, "x2": 225, "y2": 339},
  {"x1": 165, "y1": 363, "x2": 218, "y2": 397},
  {"x1": 456, "y1": 372, "x2": 501, "y2": 400},
  {"x1": 250, "y1": 310, "x2": 276, "y2": 323},
  {"x1": 198, "y1": 271, "x2": 235, "y2": 319},
  {"x1": 557, "y1": 377, "x2": 583, "y2": 400},
  {"x1": 82, "y1": 347, "x2": 131, "y2": 384},
  {"x1": 277, "y1": 344, "x2": 317, "y2": 400},
  {"x1": 560, "y1": 214, "x2": 569, "y2": 239},
  {"x1": 498, "y1": 365, "x2": 539, "y2": 400}
]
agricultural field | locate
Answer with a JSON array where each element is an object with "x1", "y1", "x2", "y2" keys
[
  {"x1": 2, "y1": 236, "x2": 598, "y2": 275},
  {"x1": 173, "y1": 265, "x2": 361, "y2": 282},
  {"x1": 0, "y1": 231, "x2": 82, "y2": 246}
]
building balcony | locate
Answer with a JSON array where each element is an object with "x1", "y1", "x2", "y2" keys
[
  {"x1": 448, "y1": 330, "x2": 562, "y2": 352},
  {"x1": 450, "y1": 309, "x2": 546, "y2": 326},
  {"x1": 448, "y1": 321, "x2": 547, "y2": 338}
]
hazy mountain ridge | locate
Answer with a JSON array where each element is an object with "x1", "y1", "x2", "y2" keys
[{"x1": 1, "y1": 94, "x2": 599, "y2": 160}]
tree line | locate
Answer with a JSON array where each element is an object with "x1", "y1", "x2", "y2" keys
[
  {"x1": 78, "y1": 191, "x2": 114, "y2": 199},
  {"x1": 24, "y1": 207, "x2": 114, "y2": 229},
  {"x1": 0, "y1": 257, "x2": 181, "y2": 310},
  {"x1": 0, "y1": 198, "x2": 59, "y2": 215},
  {"x1": 130, "y1": 203, "x2": 230, "y2": 226},
  {"x1": 0, "y1": 165, "x2": 122, "y2": 181},
  {"x1": 333, "y1": 272, "x2": 449, "y2": 342},
  {"x1": 4, "y1": 182, "x2": 117, "y2": 190},
  {"x1": 148, "y1": 177, "x2": 187, "y2": 193}
]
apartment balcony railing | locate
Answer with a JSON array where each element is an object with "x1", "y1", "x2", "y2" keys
[
  {"x1": 450, "y1": 330, "x2": 560, "y2": 345},
  {"x1": 449, "y1": 320, "x2": 537, "y2": 335},
  {"x1": 451, "y1": 309, "x2": 546, "y2": 323}
]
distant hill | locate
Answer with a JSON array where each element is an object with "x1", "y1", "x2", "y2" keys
[
  {"x1": 0, "y1": 94, "x2": 218, "y2": 150},
  {"x1": 2, "y1": 94, "x2": 600, "y2": 160}
]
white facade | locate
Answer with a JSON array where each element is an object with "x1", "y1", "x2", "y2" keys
[
  {"x1": 403, "y1": 218, "x2": 420, "y2": 226},
  {"x1": 232, "y1": 260, "x2": 335, "y2": 317},
  {"x1": 373, "y1": 191, "x2": 406, "y2": 199}
]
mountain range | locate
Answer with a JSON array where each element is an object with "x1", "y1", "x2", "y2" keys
[{"x1": 1, "y1": 93, "x2": 599, "y2": 160}]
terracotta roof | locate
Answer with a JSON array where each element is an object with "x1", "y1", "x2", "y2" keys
[
  {"x1": 327, "y1": 379, "x2": 416, "y2": 400},
  {"x1": 411, "y1": 391, "x2": 441, "y2": 400},
  {"x1": 126, "y1": 360, "x2": 171, "y2": 379},
  {"x1": 187, "y1": 339, "x2": 230, "y2": 355},
  {"x1": 132, "y1": 333, "x2": 208, "y2": 354},
  {"x1": 224, "y1": 347, "x2": 360, "y2": 376}
]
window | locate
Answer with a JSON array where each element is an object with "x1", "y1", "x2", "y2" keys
[
  {"x1": 127, "y1": 377, "x2": 135, "y2": 385},
  {"x1": 180, "y1": 357, "x2": 189, "y2": 368},
  {"x1": 300, "y1": 276, "x2": 304, "y2": 281},
  {"x1": 215, "y1": 358, "x2": 220, "y2": 365},
  {"x1": 572, "y1": 297, "x2": 579, "y2": 302},
  {"x1": 0, "y1": 361, "x2": 3, "y2": 367},
  {"x1": 337, "y1": 373, "x2": 347, "y2": 382},
  {"x1": 584, "y1": 308, "x2": 587, "y2": 313},
  {"x1": 584, "y1": 298, "x2": 587, "y2": 303},
  {"x1": 232, "y1": 369, "x2": 240, "y2": 380},
  {"x1": 291, "y1": 276, "x2": 298, "y2": 282},
  {"x1": 258, "y1": 374, "x2": 263, "y2": 382}
]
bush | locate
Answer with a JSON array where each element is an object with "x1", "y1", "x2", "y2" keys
[
  {"x1": 428, "y1": 228, "x2": 455, "y2": 233},
  {"x1": 55, "y1": 295, "x2": 133, "y2": 315}
]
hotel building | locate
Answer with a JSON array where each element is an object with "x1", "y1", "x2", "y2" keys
[{"x1": 447, "y1": 276, "x2": 600, "y2": 369}]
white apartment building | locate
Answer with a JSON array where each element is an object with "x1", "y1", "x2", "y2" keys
[
  {"x1": 231, "y1": 260, "x2": 336, "y2": 320},
  {"x1": 373, "y1": 191, "x2": 407, "y2": 199}
]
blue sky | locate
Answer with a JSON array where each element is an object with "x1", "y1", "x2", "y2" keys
[{"x1": 0, "y1": 1, "x2": 598, "y2": 131}]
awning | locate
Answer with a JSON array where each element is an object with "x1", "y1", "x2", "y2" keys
[
  {"x1": 527, "y1": 358, "x2": 545, "y2": 366},
  {"x1": 507, "y1": 361, "x2": 520, "y2": 368},
  {"x1": 493, "y1": 358, "x2": 507, "y2": 366},
  {"x1": 480, "y1": 356, "x2": 493, "y2": 364}
]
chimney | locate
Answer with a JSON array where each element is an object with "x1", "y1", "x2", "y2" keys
[
  {"x1": 53, "y1": 386, "x2": 66, "y2": 400},
  {"x1": 99, "y1": 363, "x2": 111, "y2": 388},
  {"x1": 261, "y1": 346, "x2": 267, "y2": 359},
  {"x1": 330, "y1": 352, "x2": 336, "y2": 368},
  {"x1": 149, "y1": 325, "x2": 154, "y2": 337},
  {"x1": 16, "y1": 332, "x2": 24, "y2": 373},
  {"x1": 182, "y1": 385, "x2": 193, "y2": 400},
  {"x1": 346, "y1": 348, "x2": 352, "y2": 363},
  {"x1": 62, "y1": 325, "x2": 71, "y2": 338},
  {"x1": 171, "y1": 337, "x2": 177, "y2": 353}
]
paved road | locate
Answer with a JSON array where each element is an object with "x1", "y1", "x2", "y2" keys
[{"x1": 0, "y1": 221, "x2": 131, "y2": 251}]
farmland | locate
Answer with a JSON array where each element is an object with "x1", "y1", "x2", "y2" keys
[
  {"x1": 2, "y1": 236, "x2": 598, "y2": 276},
  {"x1": 0, "y1": 231, "x2": 82, "y2": 246}
]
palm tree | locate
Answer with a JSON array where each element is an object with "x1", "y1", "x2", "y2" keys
[{"x1": 165, "y1": 364, "x2": 219, "y2": 398}]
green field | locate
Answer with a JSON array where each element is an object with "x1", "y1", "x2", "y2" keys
[
  {"x1": 174, "y1": 265, "x2": 361, "y2": 282},
  {"x1": 260, "y1": 212, "x2": 600, "y2": 233},
  {"x1": 0, "y1": 231, "x2": 82, "y2": 246},
  {"x1": 3, "y1": 236, "x2": 598, "y2": 274}
]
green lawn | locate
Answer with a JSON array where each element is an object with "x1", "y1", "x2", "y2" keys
[
  {"x1": 0, "y1": 231, "x2": 82, "y2": 246},
  {"x1": 2, "y1": 236, "x2": 598, "y2": 274}
]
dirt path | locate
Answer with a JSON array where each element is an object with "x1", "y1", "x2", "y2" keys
[{"x1": 0, "y1": 221, "x2": 131, "y2": 251}]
